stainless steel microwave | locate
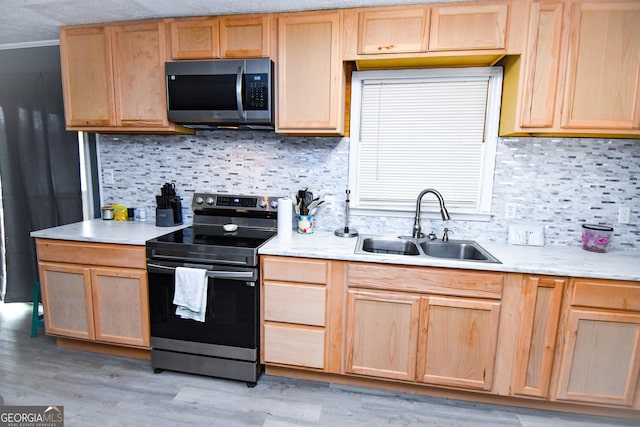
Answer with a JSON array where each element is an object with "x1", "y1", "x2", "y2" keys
[{"x1": 165, "y1": 59, "x2": 274, "y2": 129}]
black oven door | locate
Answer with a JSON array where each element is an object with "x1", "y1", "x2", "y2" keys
[{"x1": 147, "y1": 261, "x2": 258, "y2": 350}]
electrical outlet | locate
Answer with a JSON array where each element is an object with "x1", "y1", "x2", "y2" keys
[
  {"x1": 103, "y1": 168, "x2": 114, "y2": 185},
  {"x1": 505, "y1": 203, "x2": 517, "y2": 219},
  {"x1": 618, "y1": 206, "x2": 631, "y2": 224}
]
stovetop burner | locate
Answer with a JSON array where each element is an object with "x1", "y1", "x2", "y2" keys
[
  {"x1": 146, "y1": 192, "x2": 282, "y2": 267},
  {"x1": 153, "y1": 226, "x2": 271, "y2": 249}
]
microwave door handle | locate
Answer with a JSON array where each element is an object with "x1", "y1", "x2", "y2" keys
[{"x1": 236, "y1": 65, "x2": 246, "y2": 120}]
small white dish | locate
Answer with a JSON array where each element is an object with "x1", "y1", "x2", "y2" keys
[{"x1": 223, "y1": 223, "x2": 238, "y2": 232}]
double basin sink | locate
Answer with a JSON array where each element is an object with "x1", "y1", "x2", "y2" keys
[{"x1": 355, "y1": 235, "x2": 501, "y2": 263}]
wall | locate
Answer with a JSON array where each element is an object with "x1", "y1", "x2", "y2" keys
[{"x1": 98, "y1": 132, "x2": 640, "y2": 250}]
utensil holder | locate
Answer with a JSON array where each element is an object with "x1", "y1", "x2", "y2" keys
[{"x1": 297, "y1": 215, "x2": 314, "y2": 234}]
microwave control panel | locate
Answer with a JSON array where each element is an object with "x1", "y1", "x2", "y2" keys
[{"x1": 245, "y1": 74, "x2": 269, "y2": 110}]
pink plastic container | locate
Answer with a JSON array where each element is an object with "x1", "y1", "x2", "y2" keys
[{"x1": 581, "y1": 224, "x2": 613, "y2": 253}]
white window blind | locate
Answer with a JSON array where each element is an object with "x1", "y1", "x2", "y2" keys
[{"x1": 349, "y1": 67, "x2": 502, "y2": 216}]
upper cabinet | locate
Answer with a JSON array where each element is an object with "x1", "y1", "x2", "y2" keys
[
  {"x1": 561, "y1": 1, "x2": 640, "y2": 130},
  {"x1": 167, "y1": 17, "x2": 220, "y2": 59},
  {"x1": 276, "y1": 11, "x2": 345, "y2": 135},
  {"x1": 429, "y1": 3, "x2": 508, "y2": 51},
  {"x1": 166, "y1": 14, "x2": 272, "y2": 60},
  {"x1": 357, "y1": 6, "x2": 430, "y2": 55},
  {"x1": 501, "y1": 0, "x2": 640, "y2": 138},
  {"x1": 59, "y1": 26, "x2": 115, "y2": 127},
  {"x1": 220, "y1": 15, "x2": 272, "y2": 58},
  {"x1": 60, "y1": 21, "x2": 192, "y2": 134},
  {"x1": 344, "y1": 1, "x2": 510, "y2": 68}
]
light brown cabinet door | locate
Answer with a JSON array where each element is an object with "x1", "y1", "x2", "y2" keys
[
  {"x1": 429, "y1": 3, "x2": 508, "y2": 51},
  {"x1": 561, "y1": 1, "x2": 640, "y2": 130},
  {"x1": 345, "y1": 289, "x2": 420, "y2": 381},
  {"x1": 513, "y1": 275, "x2": 565, "y2": 398},
  {"x1": 168, "y1": 17, "x2": 220, "y2": 59},
  {"x1": 556, "y1": 309, "x2": 640, "y2": 407},
  {"x1": 263, "y1": 323, "x2": 326, "y2": 369},
  {"x1": 59, "y1": 26, "x2": 115, "y2": 127},
  {"x1": 110, "y1": 21, "x2": 169, "y2": 127},
  {"x1": 416, "y1": 296, "x2": 501, "y2": 391},
  {"x1": 220, "y1": 15, "x2": 271, "y2": 58},
  {"x1": 520, "y1": 1, "x2": 565, "y2": 128},
  {"x1": 276, "y1": 11, "x2": 345, "y2": 135},
  {"x1": 91, "y1": 267, "x2": 150, "y2": 347},
  {"x1": 39, "y1": 262, "x2": 95, "y2": 340},
  {"x1": 357, "y1": 6, "x2": 429, "y2": 54}
]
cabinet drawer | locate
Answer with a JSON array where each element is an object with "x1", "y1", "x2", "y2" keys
[
  {"x1": 264, "y1": 282, "x2": 326, "y2": 326},
  {"x1": 36, "y1": 239, "x2": 146, "y2": 269},
  {"x1": 572, "y1": 279, "x2": 640, "y2": 312},
  {"x1": 263, "y1": 323, "x2": 325, "y2": 369},
  {"x1": 262, "y1": 256, "x2": 328, "y2": 284},
  {"x1": 348, "y1": 262, "x2": 503, "y2": 299}
]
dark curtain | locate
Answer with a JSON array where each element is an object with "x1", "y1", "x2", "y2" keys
[{"x1": 0, "y1": 59, "x2": 82, "y2": 302}]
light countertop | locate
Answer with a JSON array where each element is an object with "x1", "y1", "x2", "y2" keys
[
  {"x1": 30, "y1": 218, "x2": 186, "y2": 245},
  {"x1": 259, "y1": 231, "x2": 640, "y2": 281}
]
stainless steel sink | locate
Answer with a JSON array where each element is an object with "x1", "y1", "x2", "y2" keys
[
  {"x1": 360, "y1": 237, "x2": 420, "y2": 256},
  {"x1": 356, "y1": 236, "x2": 500, "y2": 263},
  {"x1": 420, "y1": 240, "x2": 499, "y2": 262}
]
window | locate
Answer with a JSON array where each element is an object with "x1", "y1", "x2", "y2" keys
[{"x1": 348, "y1": 67, "x2": 503, "y2": 219}]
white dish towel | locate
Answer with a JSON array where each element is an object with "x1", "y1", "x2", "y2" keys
[{"x1": 173, "y1": 266, "x2": 208, "y2": 322}]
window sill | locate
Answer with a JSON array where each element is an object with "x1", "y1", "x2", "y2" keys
[{"x1": 351, "y1": 207, "x2": 492, "y2": 222}]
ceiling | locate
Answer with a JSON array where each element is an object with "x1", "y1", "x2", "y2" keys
[{"x1": 0, "y1": 0, "x2": 464, "y2": 49}]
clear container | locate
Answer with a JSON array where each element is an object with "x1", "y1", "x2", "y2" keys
[{"x1": 581, "y1": 224, "x2": 613, "y2": 253}]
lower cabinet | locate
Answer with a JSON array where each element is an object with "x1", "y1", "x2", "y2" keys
[
  {"x1": 555, "y1": 278, "x2": 640, "y2": 407},
  {"x1": 513, "y1": 275, "x2": 566, "y2": 398},
  {"x1": 261, "y1": 256, "x2": 331, "y2": 370},
  {"x1": 344, "y1": 262, "x2": 504, "y2": 392},
  {"x1": 416, "y1": 295, "x2": 500, "y2": 391},
  {"x1": 36, "y1": 239, "x2": 150, "y2": 349},
  {"x1": 344, "y1": 288, "x2": 501, "y2": 391},
  {"x1": 345, "y1": 289, "x2": 420, "y2": 381},
  {"x1": 260, "y1": 255, "x2": 640, "y2": 415}
]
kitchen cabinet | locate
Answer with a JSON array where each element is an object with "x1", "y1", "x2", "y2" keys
[
  {"x1": 167, "y1": 15, "x2": 271, "y2": 59},
  {"x1": 344, "y1": 1, "x2": 510, "y2": 68},
  {"x1": 560, "y1": 0, "x2": 640, "y2": 130},
  {"x1": 345, "y1": 289, "x2": 420, "y2": 381},
  {"x1": 416, "y1": 295, "x2": 501, "y2": 391},
  {"x1": 356, "y1": 6, "x2": 430, "y2": 55},
  {"x1": 220, "y1": 15, "x2": 272, "y2": 58},
  {"x1": 555, "y1": 278, "x2": 640, "y2": 407},
  {"x1": 59, "y1": 21, "x2": 192, "y2": 134},
  {"x1": 276, "y1": 11, "x2": 345, "y2": 135},
  {"x1": 36, "y1": 239, "x2": 150, "y2": 350},
  {"x1": 345, "y1": 262, "x2": 504, "y2": 392},
  {"x1": 59, "y1": 25, "x2": 114, "y2": 127},
  {"x1": 261, "y1": 256, "x2": 332, "y2": 370},
  {"x1": 428, "y1": 2, "x2": 508, "y2": 51},
  {"x1": 167, "y1": 17, "x2": 219, "y2": 59},
  {"x1": 513, "y1": 275, "x2": 566, "y2": 398},
  {"x1": 500, "y1": 0, "x2": 640, "y2": 137}
]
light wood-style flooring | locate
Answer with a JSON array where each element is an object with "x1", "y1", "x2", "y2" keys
[{"x1": 0, "y1": 302, "x2": 637, "y2": 426}]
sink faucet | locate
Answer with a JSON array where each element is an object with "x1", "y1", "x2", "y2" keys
[{"x1": 412, "y1": 188, "x2": 450, "y2": 238}]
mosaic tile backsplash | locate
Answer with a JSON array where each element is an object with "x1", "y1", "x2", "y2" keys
[{"x1": 99, "y1": 132, "x2": 639, "y2": 250}]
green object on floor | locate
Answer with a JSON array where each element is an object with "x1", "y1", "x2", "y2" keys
[{"x1": 30, "y1": 280, "x2": 44, "y2": 338}]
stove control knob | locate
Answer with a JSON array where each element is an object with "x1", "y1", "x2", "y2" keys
[
  {"x1": 258, "y1": 200, "x2": 267, "y2": 208},
  {"x1": 194, "y1": 196, "x2": 204, "y2": 205},
  {"x1": 205, "y1": 197, "x2": 215, "y2": 205},
  {"x1": 270, "y1": 200, "x2": 278, "y2": 209}
]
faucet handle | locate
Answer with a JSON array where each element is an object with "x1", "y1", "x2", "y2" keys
[
  {"x1": 427, "y1": 231, "x2": 437, "y2": 240},
  {"x1": 442, "y1": 227, "x2": 452, "y2": 242}
]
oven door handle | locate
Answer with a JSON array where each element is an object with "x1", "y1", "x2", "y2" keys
[{"x1": 147, "y1": 263, "x2": 255, "y2": 280}]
